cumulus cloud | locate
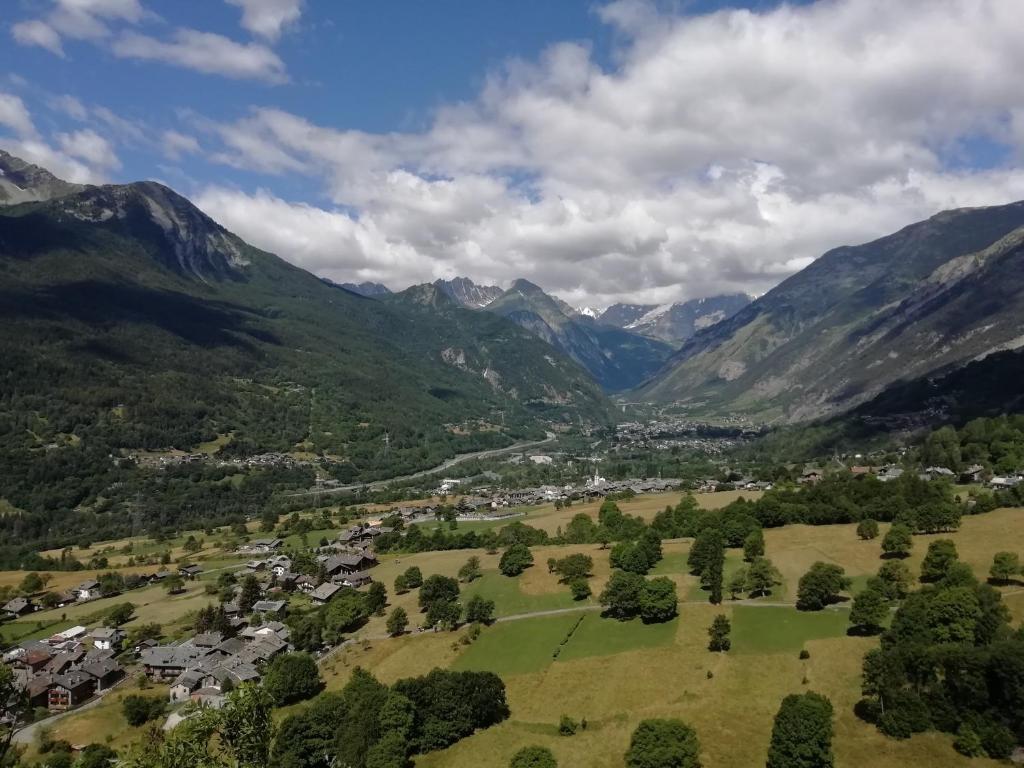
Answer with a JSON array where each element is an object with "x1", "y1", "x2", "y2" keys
[
  {"x1": 162, "y1": 130, "x2": 201, "y2": 160},
  {"x1": 11, "y1": 20, "x2": 66, "y2": 57},
  {"x1": 0, "y1": 93, "x2": 38, "y2": 138},
  {"x1": 113, "y1": 29, "x2": 288, "y2": 83},
  {"x1": 226, "y1": 0, "x2": 303, "y2": 41},
  {"x1": 56, "y1": 128, "x2": 121, "y2": 170}
]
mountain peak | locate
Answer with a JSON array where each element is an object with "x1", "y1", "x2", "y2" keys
[
  {"x1": 432, "y1": 276, "x2": 502, "y2": 308},
  {"x1": 0, "y1": 149, "x2": 85, "y2": 205}
]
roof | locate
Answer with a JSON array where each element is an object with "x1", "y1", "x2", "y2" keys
[
  {"x1": 192, "y1": 632, "x2": 224, "y2": 648},
  {"x1": 179, "y1": 564, "x2": 203, "y2": 574},
  {"x1": 251, "y1": 600, "x2": 286, "y2": 613},
  {"x1": 3, "y1": 597, "x2": 31, "y2": 612},
  {"x1": 141, "y1": 644, "x2": 209, "y2": 669},
  {"x1": 80, "y1": 658, "x2": 120, "y2": 680},
  {"x1": 90, "y1": 627, "x2": 122, "y2": 640},
  {"x1": 76, "y1": 580, "x2": 100, "y2": 590},
  {"x1": 310, "y1": 583, "x2": 341, "y2": 601}
]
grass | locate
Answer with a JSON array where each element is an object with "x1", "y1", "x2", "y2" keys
[
  {"x1": 462, "y1": 571, "x2": 580, "y2": 617},
  {"x1": 555, "y1": 614, "x2": 678, "y2": 662},
  {"x1": 730, "y1": 605, "x2": 851, "y2": 654},
  {"x1": 452, "y1": 614, "x2": 583, "y2": 676}
]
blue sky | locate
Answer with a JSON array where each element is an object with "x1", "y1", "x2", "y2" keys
[{"x1": 2, "y1": 0, "x2": 1023, "y2": 306}]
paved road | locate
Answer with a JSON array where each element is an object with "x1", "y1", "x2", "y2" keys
[{"x1": 291, "y1": 431, "x2": 557, "y2": 496}]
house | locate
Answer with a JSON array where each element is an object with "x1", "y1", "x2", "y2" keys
[
  {"x1": 250, "y1": 600, "x2": 286, "y2": 617},
  {"x1": 44, "y1": 648, "x2": 86, "y2": 675},
  {"x1": 244, "y1": 538, "x2": 283, "y2": 554},
  {"x1": 324, "y1": 552, "x2": 376, "y2": 576},
  {"x1": 74, "y1": 580, "x2": 101, "y2": 601},
  {"x1": 960, "y1": 465, "x2": 985, "y2": 484},
  {"x1": 15, "y1": 647, "x2": 54, "y2": 673},
  {"x1": 310, "y1": 582, "x2": 341, "y2": 605},
  {"x1": 267, "y1": 556, "x2": 292, "y2": 576},
  {"x1": 245, "y1": 560, "x2": 267, "y2": 571},
  {"x1": 3, "y1": 597, "x2": 34, "y2": 618},
  {"x1": 47, "y1": 626, "x2": 87, "y2": 648},
  {"x1": 179, "y1": 564, "x2": 203, "y2": 580},
  {"x1": 141, "y1": 644, "x2": 209, "y2": 681},
  {"x1": 80, "y1": 658, "x2": 122, "y2": 692},
  {"x1": 798, "y1": 469, "x2": 823, "y2": 485},
  {"x1": 922, "y1": 466, "x2": 956, "y2": 480},
  {"x1": 849, "y1": 466, "x2": 874, "y2": 477},
  {"x1": 339, "y1": 571, "x2": 372, "y2": 588},
  {"x1": 89, "y1": 627, "x2": 125, "y2": 652},
  {"x1": 192, "y1": 632, "x2": 224, "y2": 649},
  {"x1": 48, "y1": 672, "x2": 95, "y2": 711},
  {"x1": 990, "y1": 475, "x2": 1022, "y2": 489},
  {"x1": 240, "y1": 622, "x2": 290, "y2": 644},
  {"x1": 877, "y1": 466, "x2": 904, "y2": 483}
]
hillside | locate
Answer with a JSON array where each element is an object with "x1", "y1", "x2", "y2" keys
[
  {"x1": 639, "y1": 201, "x2": 1024, "y2": 422},
  {"x1": 0, "y1": 152, "x2": 613, "y2": 507},
  {"x1": 599, "y1": 294, "x2": 752, "y2": 346},
  {"x1": 433, "y1": 277, "x2": 503, "y2": 308},
  {"x1": 484, "y1": 279, "x2": 674, "y2": 392}
]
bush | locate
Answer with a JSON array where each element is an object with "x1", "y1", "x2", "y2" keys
[
  {"x1": 856, "y1": 519, "x2": 879, "y2": 540},
  {"x1": 122, "y1": 694, "x2": 165, "y2": 726},
  {"x1": 569, "y1": 578, "x2": 591, "y2": 601},
  {"x1": 799, "y1": 649, "x2": 810, "y2": 660},
  {"x1": 625, "y1": 719, "x2": 701, "y2": 768},
  {"x1": 558, "y1": 714, "x2": 579, "y2": 736},
  {"x1": 510, "y1": 746, "x2": 557, "y2": 768}
]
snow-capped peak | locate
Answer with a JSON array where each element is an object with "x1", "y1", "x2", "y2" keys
[
  {"x1": 577, "y1": 306, "x2": 599, "y2": 318},
  {"x1": 626, "y1": 303, "x2": 673, "y2": 329}
]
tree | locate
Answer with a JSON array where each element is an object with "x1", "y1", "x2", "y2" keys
[
  {"x1": 418, "y1": 575, "x2": 460, "y2": 612},
  {"x1": 599, "y1": 571, "x2": 646, "y2": 619},
  {"x1": 0, "y1": 665, "x2": 29, "y2": 765},
  {"x1": 856, "y1": 519, "x2": 879, "y2": 540},
  {"x1": 76, "y1": 744, "x2": 118, "y2": 768},
  {"x1": 920, "y1": 539, "x2": 959, "y2": 583},
  {"x1": 322, "y1": 591, "x2": 370, "y2": 645},
  {"x1": 426, "y1": 599, "x2": 462, "y2": 630},
  {"x1": 708, "y1": 614, "x2": 731, "y2": 651},
  {"x1": 796, "y1": 563, "x2": 850, "y2": 611},
  {"x1": 106, "y1": 602, "x2": 135, "y2": 626},
  {"x1": 688, "y1": 528, "x2": 724, "y2": 576},
  {"x1": 263, "y1": 653, "x2": 322, "y2": 706},
  {"x1": 728, "y1": 567, "x2": 748, "y2": 600},
  {"x1": 365, "y1": 581, "x2": 388, "y2": 615},
  {"x1": 875, "y1": 561, "x2": 912, "y2": 601},
  {"x1": 989, "y1": 551, "x2": 1021, "y2": 584},
  {"x1": 499, "y1": 544, "x2": 534, "y2": 577},
  {"x1": 465, "y1": 595, "x2": 496, "y2": 625},
  {"x1": 510, "y1": 745, "x2": 557, "y2": 768},
  {"x1": 458, "y1": 556, "x2": 482, "y2": 583},
  {"x1": 121, "y1": 695, "x2": 165, "y2": 726},
  {"x1": 238, "y1": 574, "x2": 261, "y2": 613},
  {"x1": 553, "y1": 554, "x2": 593, "y2": 582},
  {"x1": 624, "y1": 719, "x2": 702, "y2": 768},
  {"x1": 639, "y1": 577, "x2": 678, "y2": 624},
  {"x1": 743, "y1": 529, "x2": 765, "y2": 562},
  {"x1": 162, "y1": 574, "x2": 185, "y2": 595},
  {"x1": 766, "y1": 692, "x2": 834, "y2": 768},
  {"x1": 848, "y1": 587, "x2": 888, "y2": 635},
  {"x1": 386, "y1": 606, "x2": 409, "y2": 636},
  {"x1": 746, "y1": 558, "x2": 781, "y2": 598},
  {"x1": 402, "y1": 566, "x2": 423, "y2": 589},
  {"x1": 18, "y1": 572, "x2": 44, "y2": 595},
  {"x1": 881, "y1": 524, "x2": 913, "y2": 559},
  {"x1": 570, "y1": 578, "x2": 592, "y2": 601}
]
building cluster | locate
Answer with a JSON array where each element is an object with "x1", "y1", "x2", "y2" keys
[{"x1": 4, "y1": 625, "x2": 126, "y2": 712}]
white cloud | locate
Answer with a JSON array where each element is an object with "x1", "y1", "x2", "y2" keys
[
  {"x1": 162, "y1": 129, "x2": 201, "y2": 159},
  {"x1": 113, "y1": 29, "x2": 288, "y2": 83},
  {"x1": 11, "y1": 20, "x2": 65, "y2": 57},
  {"x1": 56, "y1": 128, "x2": 121, "y2": 170},
  {"x1": 226, "y1": 0, "x2": 303, "y2": 41},
  {"x1": 51, "y1": 94, "x2": 88, "y2": 120},
  {"x1": 0, "y1": 93, "x2": 38, "y2": 138}
]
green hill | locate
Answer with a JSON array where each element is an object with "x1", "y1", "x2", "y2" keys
[{"x1": 0, "y1": 152, "x2": 613, "y2": 538}]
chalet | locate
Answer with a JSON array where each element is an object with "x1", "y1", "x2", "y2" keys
[
  {"x1": 250, "y1": 599, "x2": 287, "y2": 617},
  {"x1": 15, "y1": 647, "x2": 54, "y2": 673},
  {"x1": 295, "y1": 574, "x2": 317, "y2": 592},
  {"x1": 324, "y1": 553, "x2": 375, "y2": 576},
  {"x1": 44, "y1": 648, "x2": 86, "y2": 675},
  {"x1": 267, "y1": 556, "x2": 292, "y2": 576},
  {"x1": 178, "y1": 564, "x2": 203, "y2": 580},
  {"x1": 48, "y1": 672, "x2": 95, "y2": 711},
  {"x1": 877, "y1": 466, "x2": 904, "y2": 483},
  {"x1": 990, "y1": 475, "x2": 1022, "y2": 489},
  {"x1": 236, "y1": 635, "x2": 287, "y2": 666},
  {"x1": 960, "y1": 465, "x2": 985, "y2": 484},
  {"x1": 243, "y1": 538, "x2": 283, "y2": 554},
  {"x1": 310, "y1": 582, "x2": 341, "y2": 605},
  {"x1": 141, "y1": 644, "x2": 209, "y2": 681},
  {"x1": 74, "y1": 580, "x2": 101, "y2": 601},
  {"x1": 46, "y1": 623, "x2": 87, "y2": 646},
  {"x1": 193, "y1": 632, "x2": 224, "y2": 649},
  {"x1": 245, "y1": 560, "x2": 267, "y2": 571},
  {"x1": 3, "y1": 597, "x2": 34, "y2": 618},
  {"x1": 798, "y1": 469, "x2": 823, "y2": 485},
  {"x1": 339, "y1": 571, "x2": 372, "y2": 588},
  {"x1": 240, "y1": 621, "x2": 290, "y2": 644},
  {"x1": 26, "y1": 674, "x2": 56, "y2": 708},
  {"x1": 922, "y1": 466, "x2": 956, "y2": 480},
  {"x1": 90, "y1": 627, "x2": 125, "y2": 652},
  {"x1": 80, "y1": 658, "x2": 122, "y2": 692}
]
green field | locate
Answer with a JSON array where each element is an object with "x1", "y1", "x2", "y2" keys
[
  {"x1": 555, "y1": 614, "x2": 678, "y2": 662},
  {"x1": 453, "y1": 614, "x2": 582, "y2": 675},
  {"x1": 462, "y1": 571, "x2": 582, "y2": 617},
  {"x1": 730, "y1": 605, "x2": 850, "y2": 654}
]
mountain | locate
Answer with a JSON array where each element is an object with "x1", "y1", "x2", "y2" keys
[
  {"x1": 484, "y1": 279, "x2": 674, "y2": 392},
  {"x1": 639, "y1": 201, "x2": 1024, "y2": 422},
  {"x1": 433, "y1": 276, "x2": 503, "y2": 308},
  {"x1": 340, "y1": 281, "x2": 392, "y2": 298},
  {"x1": 0, "y1": 149, "x2": 83, "y2": 205},
  {"x1": 600, "y1": 294, "x2": 752, "y2": 346},
  {"x1": 0, "y1": 151, "x2": 612, "y2": 497}
]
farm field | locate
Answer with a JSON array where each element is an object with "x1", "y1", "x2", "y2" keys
[{"x1": 328, "y1": 507, "x2": 1023, "y2": 768}]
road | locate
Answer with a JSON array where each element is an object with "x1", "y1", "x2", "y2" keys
[{"x1": 291, "y1": 430, "x2": 557, "y2": 496}]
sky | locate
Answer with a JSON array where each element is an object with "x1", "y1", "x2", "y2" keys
[{"x1": 3, "y1": 0, "x2": 1024, "y2": 309}]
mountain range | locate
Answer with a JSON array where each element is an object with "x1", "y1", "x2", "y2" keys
[
  {"x1": 640, "y1": 201, "x2": 1024, "y2": 423},
  {"x1": 597, "y1": 294, "x2": 753, "y2": 346},
  {"x1": 0, "y1": 150, "x2": 612, "y2": 487}
]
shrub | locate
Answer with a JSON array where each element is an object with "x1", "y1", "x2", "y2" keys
[
  {"x1": 558, "y1": 714, "x2": 579, "y2": 736},
  {"x1": 625, "y1": 719, "x2": 701, "y2": 768},
  {"x1": 122, "y1": 694, "x2": 165, "y2": 727},
  {"x1": 510, "y1": 746, "x2": 557, "y2": 768}
]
